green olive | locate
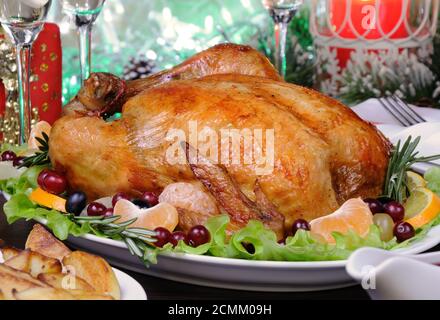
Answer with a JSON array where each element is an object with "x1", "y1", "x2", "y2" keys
[{"x1": 373, "y1": 213, "x2": 395, "y2": 242}]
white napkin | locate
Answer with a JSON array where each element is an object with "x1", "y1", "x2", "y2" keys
[
  {"x1": 19, "y1": 0, "x2": 49, "y2": 8},
  {"x1": 351, "y1": 98, "x2": 440, "y2": 167},
  {"x1": 352, "y1": 98, "x2": 440, "y2": 124}
]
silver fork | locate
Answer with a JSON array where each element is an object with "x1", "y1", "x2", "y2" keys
[{"x1": 378, "y1": 95, "x2": 427, "y2": 127}]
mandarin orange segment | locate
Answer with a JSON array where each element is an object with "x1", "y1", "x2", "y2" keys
[
  {"x1": 114, "y1": 199, "x2": 179, "y2": 232},
  {"x1": 310, "y1": 198, "x2": 373, "y2": 243}
]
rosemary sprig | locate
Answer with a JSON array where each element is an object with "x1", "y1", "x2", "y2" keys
[
  {"x1": 19, "y1": 132, "x2": 50, "y2": 168},
  {"x1": 71, "y1": 214, "x2": 158, "y2": 265},
  {"x1": 383, "y1": 136, "x2": 440, "y2": 203}
]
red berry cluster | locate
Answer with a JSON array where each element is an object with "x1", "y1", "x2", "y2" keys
[
  {"x1": 1, "y1": 150, "x2": 25, "y2": 167},
  {"x1": 154, "y1": 225, "x2": 211, "y2": 248}
]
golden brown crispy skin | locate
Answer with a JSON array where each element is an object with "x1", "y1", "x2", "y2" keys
[
  {"x1": 63, "y1": 43, "x2": 281, "y2": 116},
  {"x1": 184, "y1": 142, "x2": 285, "y2": 239},
  {"x1": 50, "y1": 45, "x2": 390, "y2": 231},
  {"x1": 125, "y1": 43, "x2": 282, "y2": 97}
]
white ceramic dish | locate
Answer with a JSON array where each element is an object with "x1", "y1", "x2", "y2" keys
[
  {"x1": 2, "y1": 190, "x2": 440, "y2": 292},
  {"x1": 347, "y1": 247, "x2": 440, "y2": 300},
  {"x1": 64, "y1": 224, "x2": 440, "y2": 292},
  {"x1": 0, "y1": 252, "x2": 147, "y2": 300},
  {"x1": 112, "y1": 268, "x2": 147, "y2": 300}
]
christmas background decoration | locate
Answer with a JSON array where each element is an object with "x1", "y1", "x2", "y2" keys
[
  {"x1": 0, "y1": 35, "x2": 21, "y2": 145},
  {"x1": 52, "y1": 0, "x2": 439, "y2": 108},
  {"x1": 309, "y1": 0, "x2": 440, "y2": 107},
  {"x1": 123, "y1": 55, "x2": 158, "y2": 81},
  {"x1": 55, "y1": 0, "x2": 316, "y2": 103},
  {"x1": 0, "y1": 23, "x2": 62, "y2": 144},
  {"x1": 2, "y1": 0, "x2": 439, "y2": 131}
]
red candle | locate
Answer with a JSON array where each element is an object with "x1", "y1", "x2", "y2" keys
[
  {"x1": 328, "y1": 0, "x2": 411, "y2": 68},
  {"x1": 330, "y1": 0, "x2": 409, "y2": 40}
]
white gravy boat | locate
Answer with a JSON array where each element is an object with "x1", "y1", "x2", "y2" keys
[{"x1": 346, "y1": 247, "x2": 440, "y2": 300}]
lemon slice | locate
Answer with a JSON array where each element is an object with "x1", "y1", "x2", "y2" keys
[
  {"x1": 29, "y1": 187, "x2": 66, "y2": 213},
  {"x1": 406, "y1": 171, "x2": 426, "y2": 192},
  {"x1": 404, "y1": 187, "x2": 440, "y2": 229}
]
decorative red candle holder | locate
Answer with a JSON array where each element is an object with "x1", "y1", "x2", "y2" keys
[{"x1": 310, "y1": 0, "x2": 439, "y2": 97}]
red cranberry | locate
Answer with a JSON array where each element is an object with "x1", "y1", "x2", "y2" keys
[
  {"x1": 141, "y1": 191, "x2": 159, "y2": 207},
  {"x1": 12, "y1": 156, "x2": 25, "y2": 167},
  {"x1": 38, "y1": 170, "x2": 67, "y2": 195},
  {"x1": 112, "y1": 192, "x2": 130, "y2": 207},
  {"x1": 394, "y1": 221, "x2": 415, "y2": 242},
  {"x1": 384, "y1": 201, "x2": 405, "y2": 222},
  {"x1": 363, "y1": 198, "x2": 384, "y2": 214},
  {"x1": 37, "y1": 169, "x2": 50, "y2": 188},
  {"x1": 154, "y1": 227, "x2": 172, "y2": 248},
  {"x1": 187, "y1": 225, "x2": 211, "y2": 247},
  {"x1": 1, "y1": 150, "x2": 16, "y2": 161},
  {"x1": 291, "y1": 219, "x2": 310, "y2": 236},
  {"x1": 104, "y1": 207, "x2": 114, "y2": 217},
  {"x1": 169, "y1": 231, "x2": 187, "y2": 247},
  {"x1": 87, "y1": 202, "x2": 107, "y2": 216}
]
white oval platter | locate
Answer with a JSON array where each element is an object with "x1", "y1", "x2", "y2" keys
[{"x1": 65, "y1": 224, "x2": 440, "y2": 292}]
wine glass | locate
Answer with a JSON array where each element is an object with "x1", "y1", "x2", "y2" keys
[
  {"x1": 0, "y1": 0, "x2": 52, "y2": 145},
  {"x1": 262, "y1": 0, "x2": 303, "y2": 78},
  {"x1": 60, "y1": 0, "x2": 105, "y2": 84}
]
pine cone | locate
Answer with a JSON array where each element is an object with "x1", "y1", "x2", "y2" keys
[{"x1": 123, "y1": 55, "x2": 156, "y2": 81}]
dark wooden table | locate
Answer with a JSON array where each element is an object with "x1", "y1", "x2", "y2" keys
[{"x1": 0, "y1": 194, "x2": 373, "y2": 300}]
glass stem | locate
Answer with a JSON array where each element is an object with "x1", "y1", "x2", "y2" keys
[
  {"x1": 274, "y1": 21, "x2": 288, "y2": 78},
  {"x1": 78, "y1": 22, "x2": 92, "y2": 84},
  {"x1": 270, "y1": 8, "x2": 296, "y2": 79},
  {"x1": 16, "y1": 44, "x2": 32, "y2": 145}
]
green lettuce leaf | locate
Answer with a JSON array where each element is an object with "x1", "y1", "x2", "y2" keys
[
  {"x1": 0, "y1": 165, "x2": 48, "y2": 195},
  {"x1": 4, "y1": 193, "x2": 91, "y2": 240},
  {"x1": 425, "y1": 167, "x2": 440, "y2": 196},
  {"x1": 169, "y1": 215, "x2": 409, "y2": 261}
]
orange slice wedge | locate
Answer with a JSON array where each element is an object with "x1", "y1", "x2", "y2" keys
[
  {"x1": 29, "y1": 187, "x2": 66, "y2": 213},
  {"x1": 310, "y1": 198, "x2": 373, "y2": 243},
  {"x1": 404, "y1": 187, "x2": 440, "y2": 229},
  {"x1": 113, "y1": 199, "x2": 179, "y2": 231}
]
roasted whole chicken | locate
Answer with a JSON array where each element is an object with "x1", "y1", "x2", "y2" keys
[{"x1": 50, "y1": 44, "x2": 390, "y2": 238}]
